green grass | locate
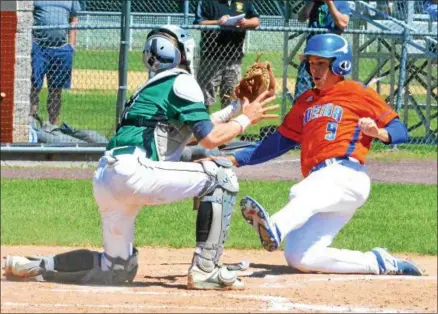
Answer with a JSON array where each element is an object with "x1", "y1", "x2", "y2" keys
[
  {"x1": 369, "y1": 142, "x2": 437, "y2": 160},
  {"x1": 36, "y1": 89, "x2": 117, "y2": 139},
  {"x1": 74, "y1": 49, "x2": 437, "y2": 89},
  {"x1": 334, "y1": 183, "x2": 437, "y2": 254},
  {"x1": 74, "y1": 50, "x2": 145, "y2": 72},
  {"x1": 74, "y1": 50, "x2": 296, "y2": 77},
  {"x1": 2, "y1": 179, "x2": 436, "y2": 254}
]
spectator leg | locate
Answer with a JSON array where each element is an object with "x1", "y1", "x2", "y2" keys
[
  {"x1": 47, "y1": 87, "x2": 62, "y2": 125},
  {"x1": 197, "y1": 59, "x2": 222, "y2": 112},
  {"x1": 30, "y1": 86, "x2": 42, "y2": 117},
  {"x1": 219, "y1": 61, "x2": 241, "y2": 109}
]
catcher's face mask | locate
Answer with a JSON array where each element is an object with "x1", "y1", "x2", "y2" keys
[{"x1": 143, "y1": 25, "x2": 195, "y2": 75}]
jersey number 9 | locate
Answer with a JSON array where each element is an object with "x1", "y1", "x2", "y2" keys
[{"x1": 325, "y1": 122, "x2": 338, "y2": 141}]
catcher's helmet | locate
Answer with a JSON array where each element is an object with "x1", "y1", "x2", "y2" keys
[
  {"x1": 143, "y1": 25, "x2": 195, "y2": 75},
  {"x1": 302, "y1": 34, "x2": 352, "y2": 76}
]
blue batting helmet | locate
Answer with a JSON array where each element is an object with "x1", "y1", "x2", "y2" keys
[{"x1": 302, "y1": 34, "x2": 352, "y2": 76}]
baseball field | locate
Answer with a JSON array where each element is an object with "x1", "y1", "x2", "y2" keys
[
  {"x1": 1, "y1": 146, "x2": 437, "y2": 313},
  {"x1": 2, "y1": 44, "x2": 437, "y2": 313}
]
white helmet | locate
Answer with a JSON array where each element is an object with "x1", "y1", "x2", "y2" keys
[{"x1": 143, "y1": 25, "x2": 195, "y2": 75}]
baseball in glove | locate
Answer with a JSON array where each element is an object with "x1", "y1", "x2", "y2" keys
[{"x1": 233, "y1": 54, "x2": 275, "y2": 103}]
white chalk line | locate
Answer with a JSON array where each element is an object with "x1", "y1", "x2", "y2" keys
[
  {"x1": 1, "y1": 286, "x2": 421, "y2": 313},
  {"x1": 262, "y1": 274, "x2": 437, "y2": 288}
]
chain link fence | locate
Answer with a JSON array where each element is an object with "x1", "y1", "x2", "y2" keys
[
  {"x1": 2, "y1": 0, "x2": 436, "y2": 149},
  {"x1": 78, "y1": 0, "x2": 299, "y2": 16}
]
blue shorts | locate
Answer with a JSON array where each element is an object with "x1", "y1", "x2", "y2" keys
[{"x1": 31, "y1": 42, "x2": 74, "y2": 89}]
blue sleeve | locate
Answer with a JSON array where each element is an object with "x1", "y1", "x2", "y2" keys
[
  {"x1": 384, "y1": 118, "x2": 409, "y2": 145},
  {"x1": 191, "y1": 119, "x2": 214, "y2": 141},
  {"x1": 335, "y1": 1, "x2": 351, "y2": 15},
  {"x1": 234, "y1": 130, "x2": 299, "y2": 167}
]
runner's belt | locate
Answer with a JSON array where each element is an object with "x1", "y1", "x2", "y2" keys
[{"x1": 310, "y1": 157, "x2": 365, "y2": 174}]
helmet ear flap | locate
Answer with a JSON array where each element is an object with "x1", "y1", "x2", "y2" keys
[
  {"x1": 331, "y1": 58, "x2": 352, "y2": 76},
  {"x1": 330, "y1": 59, "x2": 339, "y2": 76}
]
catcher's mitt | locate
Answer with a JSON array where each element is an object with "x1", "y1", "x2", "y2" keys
[{"x1": 233, "y1": 54, "x2": 275, "y2": 103}]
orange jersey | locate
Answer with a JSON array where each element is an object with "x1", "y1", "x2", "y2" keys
[{"x1": 278, "y1": 80, "x2": 398, "y2": 177}]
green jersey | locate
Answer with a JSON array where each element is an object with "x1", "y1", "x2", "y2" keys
[{"x1": 107, "y1": 69, "x2": 210, "y2": 161}]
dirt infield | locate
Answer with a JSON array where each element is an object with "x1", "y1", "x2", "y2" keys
[
  {"x1": 1, "y1": 246, "x2": 437, "y2": 313},
  {"x1": 2, "y1": 156, "x2": 437, "y2": 184},
  {"x1": 1, "y1": 158, "x2": 437, "y2": 313}
]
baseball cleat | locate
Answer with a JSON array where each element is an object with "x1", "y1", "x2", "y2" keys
[
  {"x1": 240, "y1": 196, "x2": 281, "y2": 252},
  {"x1": 187, "y1": 264, "x2": 244, "y2": 290},
  {"x1": 372, "y1": 248, "x2": 424, "y2": 276},
  {"x1": 3, "y1": 255, "x2": 44, "y2": 279}
]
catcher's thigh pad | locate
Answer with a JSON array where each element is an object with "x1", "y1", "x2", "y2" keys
[{"x1": 194, "y1": 160, "x2": 239, "y2": 272}]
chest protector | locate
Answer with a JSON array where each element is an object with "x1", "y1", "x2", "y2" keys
[
  {"x1": 154, "y1": 119, "x2": 193, "y2": 161},
  {"x1": 121, "y1": 68, "x2": 203, "y2": 162},
  {"x1": 152, "y1": 69, "x2": 205, "y2": 161}
]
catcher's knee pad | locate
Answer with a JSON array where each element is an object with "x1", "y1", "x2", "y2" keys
[
  {"x1": 194, "y1": 160, "x2": 239, "y2": 272},
  {"x1": 41, "y1": 248, "x2": 138, "y2": 285}
]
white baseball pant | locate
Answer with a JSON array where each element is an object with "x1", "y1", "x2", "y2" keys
[
  {"x1": 92, "y1": 147, "x2": 210, "y2": 270},
  {"x1": 272, "y1": 162, "x2": 380, "y2": 274}
]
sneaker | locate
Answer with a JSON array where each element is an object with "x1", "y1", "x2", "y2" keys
[
  {"x1": 187, "y1": 264, "x2": 244, "y2": 290},
  {"x1": 240, "y1": 196, "x2": 281, "y2": 252},
  {"x1": 3, "y1": 255, "x2": 44, "y2": 278},
  {"x1": 372, "y1": 248, "x2": 423, "y2": 276}
]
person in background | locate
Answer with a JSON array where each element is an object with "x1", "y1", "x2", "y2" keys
[
  {"x1": 294, "y1": 0, "x2": 351, "y2": 101},
  {"x1": 194, "y1": 0, "x2": 260, "y2": 111},
  {"x1": 30, "y1": 0, "x2": 81, "y2": 127},
  {"x1": 423, "y1": 0, "x2": 438, "y2": 57},
  {"x1": 423, "y1": 0, "x2": 438, "y2": 21}
]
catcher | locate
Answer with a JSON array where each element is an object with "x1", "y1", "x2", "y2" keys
[{"x1": 3, "y1": 25, "x2": 277, "y2": 289}]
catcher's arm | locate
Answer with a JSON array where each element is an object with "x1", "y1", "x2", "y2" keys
[
  {"x1": 199, "y1": 91, "x2": 278, "y2": 149},
  {"x1": 210, "y1": 99, "x2": 242, "y2": 124},
  {"x1": 197, "y1": 130, "x2": 299, "y2": 167}
]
